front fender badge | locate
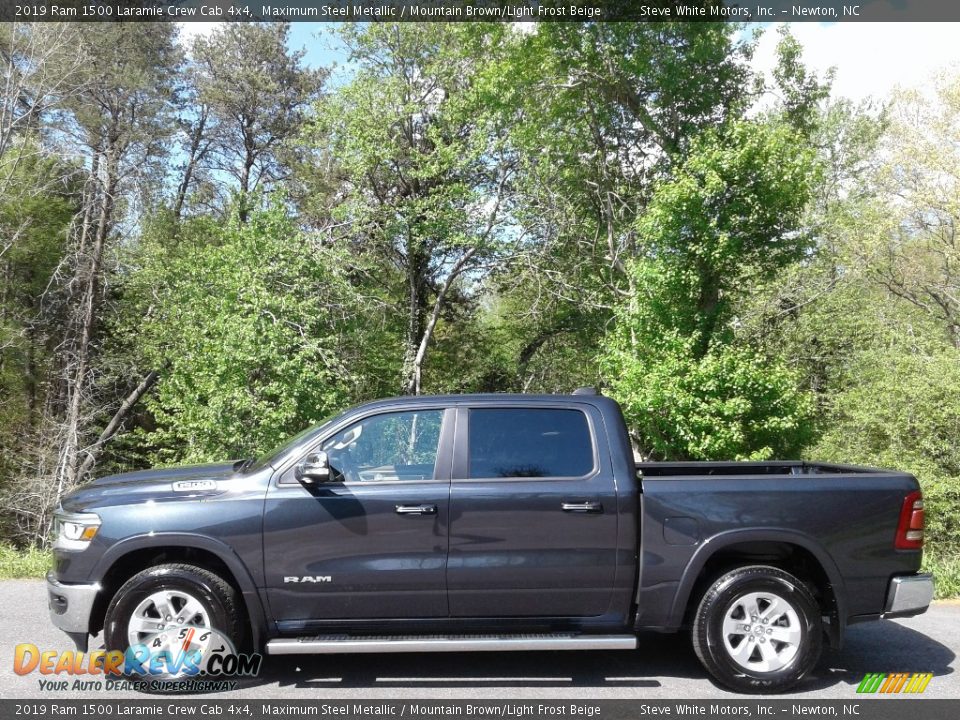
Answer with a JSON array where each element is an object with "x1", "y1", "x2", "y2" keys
[{"x1": 172, "y1": 479, "x2": 218, "y2": 492}]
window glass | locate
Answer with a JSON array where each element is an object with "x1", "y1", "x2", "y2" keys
[
  {"x1": 468, "y1": 408, "x2": 593, "y2": 479},
  {"x1": 320, "y1": 410, "x2": 443, "y2": 483}
]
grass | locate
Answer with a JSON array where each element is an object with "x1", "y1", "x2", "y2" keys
[
  {"x1": 925, "y1": 550, "x2": 960, "y2": 599},
  {"x1": 0, "y1": 543, "x2": 51, "y2": 579}
]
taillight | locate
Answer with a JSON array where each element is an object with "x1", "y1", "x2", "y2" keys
[{"x1": 895, "y1": 490, "x2": 925, "y2": 550}]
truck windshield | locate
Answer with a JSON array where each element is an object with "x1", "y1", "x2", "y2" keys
[{"x1": 247, "y1": 414, "x2": 338, "y2": 471}]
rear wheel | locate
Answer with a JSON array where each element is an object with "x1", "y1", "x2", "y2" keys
[{"x1": 692, "y1": 565, "x2": 822, "y2": 693}]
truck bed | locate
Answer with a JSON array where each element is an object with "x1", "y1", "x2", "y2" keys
[
  {"x1": 637, "y1": 460, "x2": 895, "y2": 477},
  {"x1": 633, "y1": 459, "x2": 920, "y2": 633}
]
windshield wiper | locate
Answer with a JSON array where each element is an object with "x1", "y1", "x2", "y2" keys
[{"x1": 233, "y1": 457, "x2": 256, "y2": 473}]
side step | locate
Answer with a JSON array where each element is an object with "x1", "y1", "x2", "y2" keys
[{"x1": 266, "y1": 633, "x2": 637, "y2": 655}]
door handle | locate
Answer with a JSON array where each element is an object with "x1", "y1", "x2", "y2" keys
[
  {"x1": 395, "y1": 504, "x2": 438, "y2": 515},
  {"x1": 561, "y1": 501, "x2": 603, "y2": 514}
]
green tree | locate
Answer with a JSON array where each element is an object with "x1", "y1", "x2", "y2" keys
[
  {"x1": 769, "y1": 27, "x2": 834, "y2": 137},
  {"x1": 53, "y1": 23, "x2": 181, "y2": 492},
  {"x1": 0, "y1": 25, "x2": 181, "y2": 544},
  {"x1": 488, "y1": 23, "x2": 756, "y2": 365},
  {"x1": 0, "y1": 150, "x2": 78, "y2": 484},
  {"x1": 126, "y1": 202, "x2": 362, "y2": 464},
  {"x1": 602, "y1": 121, "x2": 818, "y2": 460},
  {"x1": 811, "y1": 348, "x2": 960, "y2": 596},
  {"x1": 191, "y1": 22, "x2": 324, "y2": 220},
  {"x1": 858, "y1": 74, "x2": 960, "y2": 349},
  {"x1": 302, "y1": 24, "x2": 515, "y2": 395}
]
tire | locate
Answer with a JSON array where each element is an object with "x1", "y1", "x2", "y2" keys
[
  {"x1": 692, "y1": 565, "x2": 823, "y2": 693},
  {"x1": 104, "y1": 563, "x2": 243, "y2": 678}
]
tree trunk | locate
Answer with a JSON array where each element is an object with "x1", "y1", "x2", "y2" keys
[
  {"x1": 75, "y1": 146, "x2": 101, "y2": 260},
  {"x1": 238, "y1": 121, "x2": 255, "y2": 223},
  {"x1": 25, "y1": 330, "x2": 37, "y2": 425},
  {"x1": 517, "y1": 326, "x2": 567, "y2": 389},
  {"x1": 173, "y1": 107, "x2": 208, "y2": 220},
  {"x1": 405, "y1": 248, "x2": 477, "y2": 396},
  {"x1": 58, "y1": 133, "x2": 119, "y2": 498},
  {"x1": 402, "y1": 240, "x2": 430, "y2": 394},
  {"x1": 76, "y1": 369, "x2": 160, "y2": 480},
  {"x1": 694, "y1": 258, "x2": 721, "y2": 360}
]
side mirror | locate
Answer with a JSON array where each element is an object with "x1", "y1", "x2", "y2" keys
[{"x1": 295, "y1": 452, "x2": 331, "y2": 484}]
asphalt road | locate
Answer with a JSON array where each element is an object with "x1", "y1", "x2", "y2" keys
[{"x1": 0, "y1": 580, "x2": 956, "y2": 700}]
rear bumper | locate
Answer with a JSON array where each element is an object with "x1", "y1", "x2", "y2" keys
[
  {"x1": 884, "y1": 573, "x2": 934, "y2": 617},
  {"x1": 46, "y1": 571, "x2": 98, "y2": 648}
]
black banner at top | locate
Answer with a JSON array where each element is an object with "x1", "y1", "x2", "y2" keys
[
  {"x1": 1, "y1": 700, "x2": 960, "y2": 720},
  {"x1": 2, "y1": 0, "x2": 958, "y2": 23}
]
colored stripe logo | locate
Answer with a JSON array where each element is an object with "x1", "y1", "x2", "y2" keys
[{"x1": 857, "y1": 672, "x2": 933, "y2": 694}]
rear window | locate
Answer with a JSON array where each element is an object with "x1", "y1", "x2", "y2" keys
[{"x1": 468, "y1": 408, "x2": 594, "y2": 479}]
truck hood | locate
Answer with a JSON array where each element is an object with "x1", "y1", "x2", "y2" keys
[{"x1": 61, "y1": 462, "x2": 238, "y2": 512}]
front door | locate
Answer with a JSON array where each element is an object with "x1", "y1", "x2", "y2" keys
[
  {"x1": 263, "y1": 408, "x2": 452, "y2": 626},
  {"x1": 447, "y1": 404, "x2": 620, "y2": 618}
]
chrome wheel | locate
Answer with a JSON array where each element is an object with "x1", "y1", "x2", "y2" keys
[
  {"x1": 721, "y1": 590, "x2": 802, "y2": 673},
  {"x1": 127, "y1": 589, "x2": 212, "y2": 653}
]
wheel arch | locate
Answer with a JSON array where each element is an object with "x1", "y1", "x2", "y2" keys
[
  {"x1": 89, "y1": 533, "x2": 268, "y2": 650},
  {"x1": 670, "y1": 528, "x2": 847, "y2": 649}
]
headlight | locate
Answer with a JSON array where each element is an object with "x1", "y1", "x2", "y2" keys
[{"x1": 54, "y1": 511, "x2": 101, "y2": 551}]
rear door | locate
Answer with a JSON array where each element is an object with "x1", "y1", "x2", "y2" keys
[{"x1": 447, "y1": 403, "x2": 619, "y2": 617}]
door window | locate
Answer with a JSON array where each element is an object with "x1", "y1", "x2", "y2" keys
[
  {"x1": 321, "y1": 410, "x2": 443, "y2": 483},
  {"x1": 467, "y1": 408, "x2": 594, "y2": 479}
]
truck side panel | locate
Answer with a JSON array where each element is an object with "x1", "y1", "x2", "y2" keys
[{"x1": 635, "y1": 473, "x2": 922, "y2": 631}]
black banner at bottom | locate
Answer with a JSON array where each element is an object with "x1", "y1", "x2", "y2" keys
[{"x1": 2, "y1": 700, "x2": 959, "y2": 720}]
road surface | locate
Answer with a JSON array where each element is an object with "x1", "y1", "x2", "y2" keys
[{"x1": 1, "y1": 580, "x2": 955, "y2": 700}]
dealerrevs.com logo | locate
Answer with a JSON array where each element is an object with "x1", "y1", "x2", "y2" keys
[{"x1": 14, "y1": 626, "x2": 262, "y2": 692}]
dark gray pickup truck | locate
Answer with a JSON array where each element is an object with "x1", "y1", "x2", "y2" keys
[{"x1": 47, "y1": 390, "x2": 933, "y2": 692}]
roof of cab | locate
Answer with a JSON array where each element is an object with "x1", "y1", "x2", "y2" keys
[{"x1": 351, "y1": 391, "x2": 614, "y2": 412}]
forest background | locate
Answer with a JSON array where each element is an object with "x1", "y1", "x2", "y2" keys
[{"x1": 1, "y1": 21, "x2": 958, "y2": 595}]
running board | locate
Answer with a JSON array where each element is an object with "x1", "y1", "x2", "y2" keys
[{"x1": 266, "y1": 633, "x2": 637, "y2": 655}]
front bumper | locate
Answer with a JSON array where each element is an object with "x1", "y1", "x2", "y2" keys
[
  {"x1": 884, "y1": 573, "x2": 935, "y2": 617},
  {"x1": 46, "y1": 571, "x2": 98, "y2": 648}
]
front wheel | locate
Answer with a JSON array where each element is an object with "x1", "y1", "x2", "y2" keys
[
  {"x1": 103, "y1": 563, "x2": 243, "y2": 678},
  {"x1": 692, "y1": 565, "x2": 823, "y2": 693}
]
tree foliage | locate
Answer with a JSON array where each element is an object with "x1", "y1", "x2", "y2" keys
[
  {"x1": 0, "y1": 21, "x2": 958, "y2": 595},
  {"x1": 602, "y1": 121, "x2": 818, "y2": 460},
  {"x1": 302, "y1": 24, "x2": 514, "y2": 394},
  {"x1": 126, "y1": 203, "x2": 360, "y2": 463},
  {"x1": 191, "y1": 22, "x2": 324, "y2": 214},
  {"x1": 477, "y1": 24, "x2": 756, "y2": 393},
  {"x1": 858, "y1": 75, "x2": 960, "y2": 349}
]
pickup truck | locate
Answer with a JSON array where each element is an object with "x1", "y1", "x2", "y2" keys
[{"x1": 47, "y1": 390, "x2": 934, "y2": 692}]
